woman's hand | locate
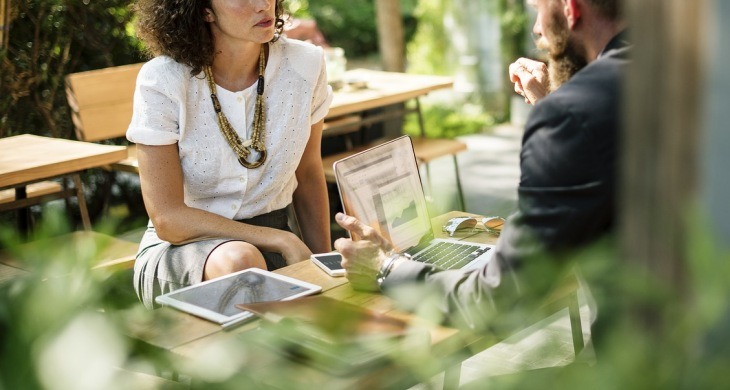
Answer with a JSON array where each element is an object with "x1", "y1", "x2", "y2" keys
[{"x1": 276, "y1": 230, "x2": 313, "y2": 265}]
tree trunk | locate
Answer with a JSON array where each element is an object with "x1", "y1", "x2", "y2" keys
[
  {"x1": 0, "y1": 0, "x2": 8, "y2": 49},
  {"x1": 375, "y1": 0, "x2": 405, "y2": 72},
  {"x1": 622, "y1": 0, "x2": 705, "y2": 335}
]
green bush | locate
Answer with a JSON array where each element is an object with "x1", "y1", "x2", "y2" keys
[
  {"x1": 1, "y1": 0, "x2": 142, "y2": 140},
  {"x1": 403, "y1": 102, "x2": 495, "y2": 139},
  {"x1": 290, "y1": 0, "x2": 418, "y2": 59}
]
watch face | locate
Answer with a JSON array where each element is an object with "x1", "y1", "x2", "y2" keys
[{"x1": 376, "y1": 253, "x2": 401, "y2": 287}]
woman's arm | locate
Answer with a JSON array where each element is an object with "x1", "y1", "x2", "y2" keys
[
  {"x1": 292, "y1": 119, "x2": 331, "y2": 254},
  {"x1": 136, "y1": 143, "x2": 312, "y2": 263}
]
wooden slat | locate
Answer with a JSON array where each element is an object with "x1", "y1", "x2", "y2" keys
[
  {"x1": 0, "y1": 181, "x2": 63, "y2": 204},
  {"x1": 411, "y1": 137, "x2": 467, "y2": 163},
  {"x1": 74, "y1": 101, "x2": 135, "y2": 142},
  {"x1": 110, "y1": 145, "x2": 139, "y2": 173},
  {"x1": 65, "y1": 63, "x2": 143, "y2": 109}
]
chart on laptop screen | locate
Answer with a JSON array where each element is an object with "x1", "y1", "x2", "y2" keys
[{"x1": 333, "y1": 136, "x2": 432, "y2": 251}]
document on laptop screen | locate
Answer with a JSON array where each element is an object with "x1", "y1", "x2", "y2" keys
[{"x1": 334, "y1": 136, "x2": 431, "y2": 251}]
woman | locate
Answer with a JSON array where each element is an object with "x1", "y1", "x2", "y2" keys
[{"x1": 128, "y1": 0, "x2": 332, "y2": 308}]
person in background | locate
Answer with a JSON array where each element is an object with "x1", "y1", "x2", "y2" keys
[
  {"x1": 334, "y1": 0, "x2": 628, "y2": 330},
  {"x1": 284, "y1": 18, "x2": 330, "y2": 47},
  {"x1": 128, "y1": 0, "x2": 332, "y2": 308}
]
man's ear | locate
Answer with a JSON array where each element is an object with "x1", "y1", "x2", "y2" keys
[
  {"x1": 203, "y1": 8, "x2": 215, "y2": 23},
  {"x1": 564, "y1": 0, "x2": 582, "y2": 29}
]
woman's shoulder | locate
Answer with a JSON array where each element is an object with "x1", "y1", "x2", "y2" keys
[
  {"x1": 275, "y1": 37, "x2": 324, "y2": 59},
  {"x1": 139, "y1": 56, "x2": 196, "y2": 84}
]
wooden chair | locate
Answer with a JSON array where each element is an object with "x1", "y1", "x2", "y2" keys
[{"x1": 65, "y1": 62, "x2": 144, "y2": 173}]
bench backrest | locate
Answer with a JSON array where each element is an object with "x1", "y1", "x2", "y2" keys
[{"x1": 65, "y1": 63, "x2": 144, "y2": 142}]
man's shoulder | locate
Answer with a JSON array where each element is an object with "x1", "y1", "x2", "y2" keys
[{"x1": 536, "y1": 49, "x2": 628, "y2": 117}]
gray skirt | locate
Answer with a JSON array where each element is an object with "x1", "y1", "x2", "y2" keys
[{"x1": 133, "y1": 207, "x2": 291, "y2": 309}]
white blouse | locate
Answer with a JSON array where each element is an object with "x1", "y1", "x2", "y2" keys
[{"x1": 127, "y1": 38, "x2": 332, "y2": 220}]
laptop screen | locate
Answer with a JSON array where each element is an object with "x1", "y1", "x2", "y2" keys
[{"x1": 333, "y1": 136, "x2": 433, "y2": 251}]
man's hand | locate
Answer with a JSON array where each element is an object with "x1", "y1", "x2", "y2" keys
[
  {"x1": 509, "y1": 57, "x2": 550, "y2": 105},
  {"x1": 333, "y1": 213, "x2": 393, "y2": 291}
]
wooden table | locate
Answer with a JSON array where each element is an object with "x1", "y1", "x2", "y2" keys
[
  {"x1": 126, "y1": 211, "x2": 501, "y2": 388},
  {"x1": 0, "y1": 134, "x2": 128, "y2": 231},
  {"x1": 324, "y1": 69, "x2": 453, "y2": 137},
  {"x1": 327, "y1": 69, "x2": 453, "y2": 118}
]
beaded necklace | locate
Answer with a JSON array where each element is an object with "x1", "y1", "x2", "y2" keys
[{"x1": 203, "y1": 45, "x2": 267, "y2": 169}]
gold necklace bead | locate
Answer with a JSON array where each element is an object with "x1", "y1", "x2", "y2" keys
[{"x1": 204, "y1": 44, "x2": 267, "y2": 168}]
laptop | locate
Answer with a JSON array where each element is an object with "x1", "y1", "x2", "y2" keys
[{"x1": 333, "y1": 135, "x2": 494, "y2": 270}]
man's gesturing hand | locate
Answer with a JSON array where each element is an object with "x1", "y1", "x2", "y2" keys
[{"x1": 333, "y1": 213, "x2": 392, "y2": 291}]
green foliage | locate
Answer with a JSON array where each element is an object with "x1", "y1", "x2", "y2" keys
[
  {"x1": 288, "y1": 0, "x2": 418, "y2": 58},
  {"x1": 403, "y1": 102, "x2": 495, "y2": 139},
  {"x1": 1, "y1": 0, "x2": 143, "y2": 139},
  {"x1": 2, "y1": 206, "x2": 730, "y2": 387},
  {"x1": 406, "y1": 0, "x2": 453, "y2": 76}
]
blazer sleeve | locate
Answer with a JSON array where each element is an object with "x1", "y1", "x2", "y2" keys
[{"x1": 494, "y1": 93, "x2": 615, "y2": 268}]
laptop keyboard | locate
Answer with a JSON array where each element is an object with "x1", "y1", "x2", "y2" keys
[{"x1": 408, "y1": 241, "x2": 491, "y2": 270}]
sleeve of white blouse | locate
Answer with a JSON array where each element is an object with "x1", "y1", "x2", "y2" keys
[
  {"x1": 310, "y1": 47, "x2": 333, "y2": 124},
  {"x1": 126, "y1": 59, "x2": 182, "y2": 145}
]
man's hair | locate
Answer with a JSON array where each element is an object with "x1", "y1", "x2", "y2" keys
[
  {"x1": 134, "y1": 0, "x2": 286, "y2": 76},
  {"x1": 587, "y1": 0, "x2": 621, "y2": 20}
]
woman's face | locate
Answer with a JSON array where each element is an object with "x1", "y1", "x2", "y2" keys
[{"x1": 205, "y1": 0, "x2": 276, "y2": 45}]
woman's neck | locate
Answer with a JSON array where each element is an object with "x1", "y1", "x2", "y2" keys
[{"x1": 210, "y1": 42, "x2": 264, "y2": 92}]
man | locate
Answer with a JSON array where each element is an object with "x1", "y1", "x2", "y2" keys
[{"x1": 334, "y1": 0, "x2": 628, "y2": 330}]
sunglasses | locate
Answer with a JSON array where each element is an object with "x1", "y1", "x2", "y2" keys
[{"x1": 442, "y1": 216, "x2": 505, "y2": 237}]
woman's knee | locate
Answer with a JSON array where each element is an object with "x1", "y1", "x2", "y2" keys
[{"x1": 204, "y1": 241, "x2": 266, "y2": 280}]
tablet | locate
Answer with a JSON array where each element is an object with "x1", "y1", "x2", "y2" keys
[{"x1": 155, "y1": 268, "x2": 322, "y2": 328}]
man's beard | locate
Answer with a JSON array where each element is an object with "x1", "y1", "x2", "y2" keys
[{"x1": 536, "y1": 11, "x2": 588, "y2": 90}]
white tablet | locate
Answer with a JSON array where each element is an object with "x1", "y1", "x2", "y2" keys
[{"x1": 155, "y1": 268, "x2": 322, "y2": 329}]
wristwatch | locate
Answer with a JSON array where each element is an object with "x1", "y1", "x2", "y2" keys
[{"x1": 375, "y1": 252, "x2": 410, "y2": 288}]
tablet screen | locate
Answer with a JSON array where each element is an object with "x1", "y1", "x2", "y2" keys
[{"x1": 155, "y1": 268, "x2": 322, "y2": 326}]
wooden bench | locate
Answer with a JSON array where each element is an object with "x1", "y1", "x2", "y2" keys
[
  {"x1": 0, "y1": 181, "x2": 64, "y2": 206},
  {"x1": 321, "y1": 134, "x2": 468, "y2": 211}
]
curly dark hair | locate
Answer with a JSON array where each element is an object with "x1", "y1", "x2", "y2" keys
[{"x1": 134, "y1": 0, "x2": 286, "y2": 75}]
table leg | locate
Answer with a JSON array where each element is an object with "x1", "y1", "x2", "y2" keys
[
  {"x1": 71, "y1": 174, "x2": 92, "y2": 230},
  {"x1": 15, "y1": 186, "x2": 30, "y2": 237}
]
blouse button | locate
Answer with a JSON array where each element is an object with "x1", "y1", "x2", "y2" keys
[
  {"x1": 231, "y1": 204, "x2": 237, "y2": 210},
  {"x1": 237, "y1": 96, "x2": 243, "y2": 103}
]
